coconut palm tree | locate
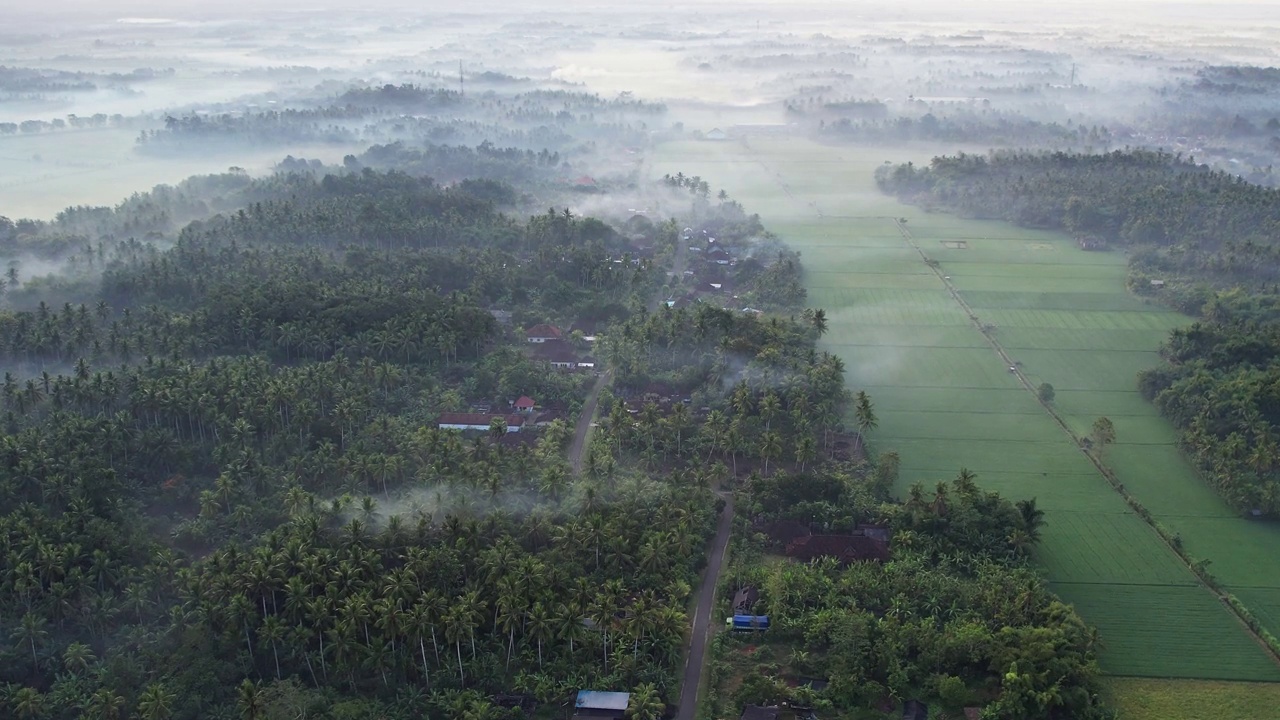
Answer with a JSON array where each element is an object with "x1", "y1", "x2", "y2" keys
[
  {"x1": 445, "y1": 603, "x2": 472, "y2": 684},
  {"x1": 795, "y1": 435, "x2": 817, "y2": 472},
  {"x1": 627, "y1": 683, "x2": 665, "y2": 720},
  {"x1": 136, "y1": 683, "x2": 176, "y2": 720},
  {"x1": 11, "y1": 687, "x2": 44, "y2": 719},
  {"x1": 236, "y1": 680, "x2": 265, "y2": 720},
  {"x1": 526, "y1": 601, "x2": 554, "y2": 670},
  {"x1": 82, "y1": 689, "x2": 125, "y2": 720},
  {"x1": 1016, "y1": 497, "x2": 1047, "y2": 544},
  {"x1": 855, "y1": 391, "x2": 877, "y2": 436},
  {"x1": 761, "y1": 431, "x2": 782, "y2": 476},
  {"x1": 12, "y1": 612, "x2": 48, "y2": 675},
  {"x1": 258, "y1": 615, "x2": 286, "y2": 680},
  {"x1": 62, "y1": 641, "x2": 96, "y2": 675}
]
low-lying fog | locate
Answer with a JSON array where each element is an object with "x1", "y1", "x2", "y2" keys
[{"x1": 3, "y1": 0, "x2": 1280, "y2": 221}]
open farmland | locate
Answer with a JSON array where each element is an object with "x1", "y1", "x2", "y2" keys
[
  {"x1": 650, "y1": 136, "x2": 1280, "y2": 683},
  {"x1": 1103, "y1": 677, "x2": 1280, "y2": 720}
]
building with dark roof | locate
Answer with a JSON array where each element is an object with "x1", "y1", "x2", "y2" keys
[
  {"x1": 740, "y1": 706, "x2": 779, "y2": 720},
  {"x1": 786, "y1": 533, "x2": 890, "y2": 564},
  {"x1": 903, "y1": 699, "x2": 929, "y2": 720},
  {"x1": 529, "y1": 340, "x2": 581, "y2": 369}
]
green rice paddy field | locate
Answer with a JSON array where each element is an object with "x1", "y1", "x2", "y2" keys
[{"x1": 650, "y1": 137, "x2": 1280, "y2": 684}]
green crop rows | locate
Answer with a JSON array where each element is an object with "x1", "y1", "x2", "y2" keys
[
  {"x1": 651, "y1": 137, "x2": 1280, "y2": 680},
  {"x1": 1053, "y1": 584, "x2": 1279, "y2": 680}
]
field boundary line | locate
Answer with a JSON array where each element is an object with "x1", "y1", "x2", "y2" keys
[{"x1": 891, "y1": 218, "x2": 1280, "y2": 672}]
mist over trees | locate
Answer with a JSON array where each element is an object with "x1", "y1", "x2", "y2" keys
[{"x1": 4, "y1": 2, "x2": 1280, "y2": 718}]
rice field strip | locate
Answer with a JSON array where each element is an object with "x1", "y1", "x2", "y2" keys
[{"x1": 889, "y1": 218, "x2": 1280, "y2": 670}]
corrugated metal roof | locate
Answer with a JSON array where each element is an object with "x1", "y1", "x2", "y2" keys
[{"x1": 575, "y1": 691, "x2": 630, "y2": 710}]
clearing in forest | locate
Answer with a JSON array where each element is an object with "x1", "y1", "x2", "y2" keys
[{"x1": 649, "y1": 136, "x2": 1280, "y2": 682}]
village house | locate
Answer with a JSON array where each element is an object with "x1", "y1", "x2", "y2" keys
[
  {"x1": 786, "y1": 534, "x2": 891, "y2": 564},
  {"x1": 732, "y1": 585, "x2": 759, "y2": 614},
  {"x1": 783, "y1": 523, "x2": 892, "y2": 565},
  {"x1": 437, "y1": 413, "x2": 524, "y2": 433},
  {"x1": 525, "y1": 324, "x2": 564, "y2": 343},
  {"x1": 513, "y1": 396, "x2": 535, "y2": 414},
  {"x1": 705, "y1": 127, "x2": 728, "y2": 141},
  {"x1": 530, "y1": 340, "x2": 582, "y2": 370},
  {"x1": 902, "y1": 699, "x2": 929, "y2": 720}
]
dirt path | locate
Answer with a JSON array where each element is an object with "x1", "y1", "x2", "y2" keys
[
  {"x1": 569, "y1": 369, "x2": 611, "y2": 475},
  {"x1": 675, "y1": 493, "x2": 734, "y2": 720},
  {"x1": 568, "y1": 213, "x2": 688, "y2": 474}
]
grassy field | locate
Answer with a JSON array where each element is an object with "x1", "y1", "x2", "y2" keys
[
  {"x1": 1103, "y1": 677, "x2": 1280, "y2": 719},
  {"x1": 649, "y1": 136, "x2": 1280, "y2": 681}
]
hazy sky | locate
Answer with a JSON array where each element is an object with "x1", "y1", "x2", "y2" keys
[{"x1": 6, "y1": 0, "x2": 1280, "y2": 28}]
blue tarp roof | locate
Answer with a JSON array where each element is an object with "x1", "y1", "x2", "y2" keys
[{"x1": 575, "y1": 691, "x2": 630, "y2": 710}]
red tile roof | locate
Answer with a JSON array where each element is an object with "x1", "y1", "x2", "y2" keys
[
  {"x1": 526, "y1": 324, "x2": 563, "y2": 339},
  {"x1": 514, "y1": 396, "x2": 535, "y2": 409}
]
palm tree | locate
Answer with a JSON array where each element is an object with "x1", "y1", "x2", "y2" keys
[
  {"x1": 488, "y1": 416, "x2": 508, "y2": 442},
  {"x1": 495, "y1": 592, "x2": 523, "y2": 670},
  {"x1": 1016, "y1": 497, "x2": 1047, "y2": 544},
  {"x1": 795, "y1": 435, "x2": 816, "y2": 472},
  {"x1": 62, "y1": 641, "x2": 96, "y2": 675},
  {"x1": 761, "y1": 431, "x2": 782, "y2": 476},
  {"x1": 405, "y1": 602, "x2": 435, "y2": 682},
  {"x1": 258, "y1": 615, "x2": 286, "y2": 680},
  {"x1": 445, "y1": 603, "x2": 472, "y2": 684},
  {"x1": 136, "y1": 683, "x2": 176, "y2": 720},
  {"x1": 11, "y1": 687, "x2": 44, "y2": 719},
  {"x1": 811, "y1": 308, "x2": 828, "y2": 337},
  {"x1": 526, "y1": 601, "x2": 554, "y2": 670},
  {"x1": 855, "y1": 391, "x2": 877, "y2": 436},
  {"x1": 1007, "y1": 528, "x2": 1033, "y2": 556},
  {"x1": 627, "y1": 683, "x2": 665, "y2": 720},
  {"x1": 82, "y1": 689, "x2": 125, "y2": 720},
  {"x1": 12, "y1": 612, "x2": 48, "y2": 675},
  {"x1": 236, "y1": 680, "x2": 265, "y2": 720},
  {"x1": 555, "y1": 602, "x2": 584, "y2": 656},
  {"x1": 759, "y1": 391, "x2": 781, "y2": 430}
]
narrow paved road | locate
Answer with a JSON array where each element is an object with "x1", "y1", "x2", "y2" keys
[
  {"x1": 675, "y1": 493, "x2": 734, "y2": 720},
  {"x1": 568, "y1": 197, "x2": 686, "y2": 475},
  {"x1": 568, "y1": 369, "x2": 611, "y2": 475}
]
